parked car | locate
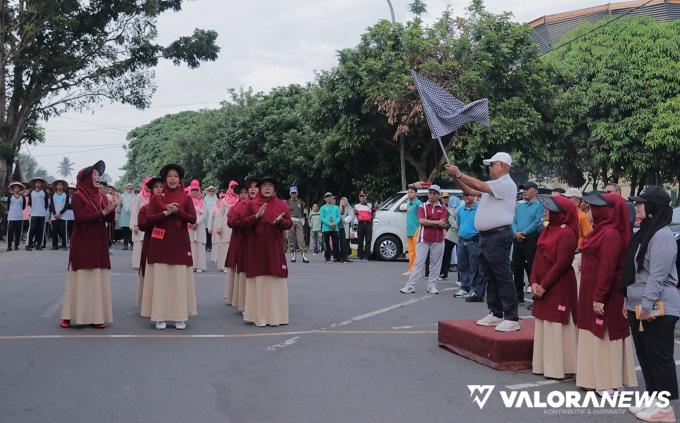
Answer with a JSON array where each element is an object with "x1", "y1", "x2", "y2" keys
[{"x1": 371, "y1": 189, "x2": 463, "y2": 261}]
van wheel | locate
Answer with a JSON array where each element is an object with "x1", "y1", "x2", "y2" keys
[{"x1": 374, "y1": 235, "x2": 401, "y2": 261}]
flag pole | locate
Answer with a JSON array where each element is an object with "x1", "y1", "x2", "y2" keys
[{"x1": 437, "y1": 137, "x2": 450, "y2": 164}]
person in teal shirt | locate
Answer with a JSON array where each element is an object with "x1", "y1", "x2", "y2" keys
[
  {"x1": 404, "y1": 185, "x2": 423, "y2": 276},
  {"x1": 320, "y1": 192, "x2": 342, "y2": 263}
]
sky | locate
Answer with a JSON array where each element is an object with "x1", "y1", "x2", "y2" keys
[{"x1": 27, "y1": 0, "x2": 609, "y2": 183}]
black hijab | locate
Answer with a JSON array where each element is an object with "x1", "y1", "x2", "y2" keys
[{"x1": 621, "y1": 201, "x2": 673, "y2": 293}]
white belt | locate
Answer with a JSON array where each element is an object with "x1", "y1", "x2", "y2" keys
[{"x1": 292, "y1": 217, "x2": 305, "y2": 223}]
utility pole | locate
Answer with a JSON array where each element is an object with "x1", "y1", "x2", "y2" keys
[{"x1": 385, "y1": 0, "x2": 407, "y2": 190}]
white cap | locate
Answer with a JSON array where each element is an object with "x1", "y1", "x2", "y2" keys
[
  {"x1": 562, "y1": 188, "x2": 583, "y2": 198},
  {"x1": 428, "y1": 184, "x2": 442, "y2": 194},
  {"x1": 482, "y1": 152, "x2": 512, "y2": 166}
]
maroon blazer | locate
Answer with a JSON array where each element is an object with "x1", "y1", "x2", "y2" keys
[
  {"x1": 577, "y1": 228, "x2": 630, "y2": 340},
  {"x1": 225, "y1": 200, "x2": 247, "y2": 270},
  {"x1": 531, "y1": 228, "x2": 577, "y2": 324},
  {"x1": 68, "y1": 191, "x2": 114, "y2": 271},
  {"x1": 241, "y1": 198, "x2": 293, "y2": 278},
  {"x1": 139, "y1": 195, "x2": 196, "y2": 267}
]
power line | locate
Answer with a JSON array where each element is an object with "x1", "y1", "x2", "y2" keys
[
  {"x1": 29, "y1": 143, "x2": 125, "y2": 148},
  {"x1": 31, "y1": 145, "x2": 125, "y2": 158},
  {"x1": 60, "y1": 116, "x2": 128, "y2": 132},
  {"x1": 48, "y1": 126, "x2": 134, "y2": 133}
]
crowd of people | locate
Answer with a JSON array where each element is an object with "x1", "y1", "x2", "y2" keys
[
  {"x1": 395, "y1": 152, "x2": 678, "y2": 422},
  {"x1": 3, "y1": 152, "x2": 679, "y2": 421}
]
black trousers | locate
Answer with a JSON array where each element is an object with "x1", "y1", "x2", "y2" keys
[
  {"x1": 356, "y1": 222, "x2": 372, "y2": 260},
  {"x1": 120, "y1": 227, "x2": 132, "y2": 248},
  {"x1": 440, "y1": 239, "x2": 456, "y2": 278},
  {"x1": 28, "y1": 216, "x2": 45, "y2": 248},
  {"x1": 7, "y1": 220, "x2": 22, "y2": 248},
  {"x1": 479, "y1": 228, "x2": 517, "y2": 321},
  {"x1": 65, "y1": 220, "x2": 73, "y2": 242},
  {"x1": 206, "y1": 229, "x2": 212, "y2": 252},
  {"x1": 323, "y1": 231, "x2": 340, "y2": 262},
  {"x1": 630, "y1": 314, "x2": 679, "y2": 400},
  {"x1": 52, "y1": 219, "x2": 67, "y2": 248},
  {"x1": 338, "y1": 229, "x2": 349, "y2": 261},
  {"x1": 512, "y1": 233, "x2": 538, "y2": 301}
]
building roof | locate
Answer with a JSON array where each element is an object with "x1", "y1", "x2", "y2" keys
[{"x1": 529, "y1": 0, "x2": 680, "y2": 53}]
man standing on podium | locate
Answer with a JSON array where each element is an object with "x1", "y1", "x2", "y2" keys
[{"x1": 445, "y1": 152, "x2": 519, "y2": 332}]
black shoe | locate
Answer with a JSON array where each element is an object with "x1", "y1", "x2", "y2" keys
[
  {"x1": 526, "y1": 304, "x2": 533, "y2": 310},
  {"x1": 517, "y1": 297, "x2": 525, "y2": 304},
  {"x1": 122, "y1": 246, "x2": 128, "y2": 251},
  {"x1": 36, "y1": 246, "x2": 42, "y2": 251},
  {"x1": 62, "y1": 247, "x2": 68, "y2": 251},
  {"x1": 465, "y1": 295, "x2": 484, "y2": 303},
  {"x1": 51, "y1": 247, "x2": 59, "y2": 250},
  {"x1": 7, "y1": 246, "x2": 12, "y2": 251},
  {"x1": 26, "y1": 246, "x2": 32, "y2": 251}
]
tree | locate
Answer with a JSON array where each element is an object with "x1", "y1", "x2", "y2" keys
[
  {"x1": 57, "y1": 157, "x2": 74, "y2": 179},
  {"x1": 546, "y1": 18, "x2": 680, "y2": 190},
  {"x1": 408, "y1": 0, "x2": 427, "y2": 16},
  {"x1": 0, "y1": 0, "x2": 220, "y2": 192},
  {"x1": 17, "y1": 153, "x2": 48, "y2": 180}
]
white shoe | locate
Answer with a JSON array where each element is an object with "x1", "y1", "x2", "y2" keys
[
  {"x1": 255, "y1": 322, "x2": 266, "y2": 327},
  {"x1": 400, "y1": 286, "x2": 415, "y2": 294},
  {"x1": 596, "y1": 389, "x2": 617, "y2": 397},
  {"x1": 476, "y1": 314, "x2": 503, "y2": 326},
  {"x1": 636, "y1": 405, "x2": 676, "y2": 422},
  {"x1": 455, "y1": 281, "x2": 462, "y2": 287},
  {"x1": 223, "y1": 269, "x2": 228, "y2": 273},
  {"x1": 195, "y1": 269, "x2": 204, "y2": 273},
  {"x1": 155, "y1": 321, "x2": 167, "y2": 330},
  {"x1": 454, "y1": 289, "x2": 469, "y2": 297},
  {"x1": 427, "y1": 286, "x2": 439, "y2": 295},
  {"x1": 175, "y1": 321, "x2": 186, "y2": 330},
  {"x1": 525, "y1": 286, "x2": 532, "y2": 293},
  {"x1": 495, "y1": 320, "x2": 521, "y2": 332},
  {"x1": 402, "y1": 271, "x2": 413, "y2": 276}
]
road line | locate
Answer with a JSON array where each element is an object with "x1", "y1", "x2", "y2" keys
[
  {"x1": 330, "y1": 287, "x2": 455, "y2": 329},
  {"x1": 0, "y1": 329, "x2": 437, "y2": 341},
  {"x1": 266, "y1": 336, "x2": 301, "y2": 351}
]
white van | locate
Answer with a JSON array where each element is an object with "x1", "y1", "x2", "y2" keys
[{"x1": 370, "y1": 189, "x2": 463, "y2": 261}]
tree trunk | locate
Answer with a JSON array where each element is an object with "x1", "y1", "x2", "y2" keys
[{"x1": 0, "y1": 156, "x2": 9, "y2": 195}]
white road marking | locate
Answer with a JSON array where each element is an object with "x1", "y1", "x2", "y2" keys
[
  {"x1": 266, "y1": 336, "x2": 301, "y2": 351},
  {"x1": 390, "y1": 323, "x2": 438, "y2": 330},
  {"x1": 505, "y1": 379, "x2": 565, "y2": 390},
  {"x1": 327, "y1": 287, "x2": 455, "y2": 329}
]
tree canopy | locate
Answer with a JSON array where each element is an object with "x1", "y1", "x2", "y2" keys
[{"x1": 0, "y1": 0, "x2": 219, "y2": 192}]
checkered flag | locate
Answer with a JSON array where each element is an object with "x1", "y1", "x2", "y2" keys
[{"x1": 411, "y1": 70, "x2": 490, "y2": 139}]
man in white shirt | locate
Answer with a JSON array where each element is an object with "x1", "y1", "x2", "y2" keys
[{"x1": 445, "y1": 152, "x2": 519, "y2": 332}]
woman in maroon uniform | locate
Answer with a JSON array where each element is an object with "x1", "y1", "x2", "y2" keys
[
  {"x1": 138, "y1": 164, "x2": 197, "y2": 330},
  {"x1": 136, "y1": 177, "x2": 164, "y2": 309},
  {"x1": 224, "y1": 182, "x2": 249, "y2": 306},
  {"x1": 531, "y1": 195, "x2": 579, "y2": 379},
  {"x1": 60, "y1": 160, "x2": 116, "y2": 329},
  {"x1": 242, "y1": 176, "x2": 293, "y2": 326},
  {"x1": 576, "y1": 192, "x2": 637, "y2": 392}
]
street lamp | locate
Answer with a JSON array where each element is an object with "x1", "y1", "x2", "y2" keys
[{"x1": 385, "y1": 0, "x2": 407, "y2": 190}]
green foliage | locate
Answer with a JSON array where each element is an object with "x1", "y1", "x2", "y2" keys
[
  {"x1": 546, "y1": 18, "x2": 680, "y2": 189},
  {"x1": 17, "y1": 153, "x2": 50, "y2": 180},
  {"x1": 57, "y1": 157, "x2": 75, "y2": 179},
  {"x1": 0, "y1": 0, "x2": 219, "y2": 192}
]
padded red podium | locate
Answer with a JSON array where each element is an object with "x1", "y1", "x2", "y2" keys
[{"x1": 438, "y1": 319, "x2": 534, "y2": 370}]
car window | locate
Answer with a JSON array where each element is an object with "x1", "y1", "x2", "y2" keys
[
  {"x1": 377, "y1": 194, "x2": 404, "y2": 211},
  {"x1": 673, "y1": 207, "x2": 680, "y2": 225}
]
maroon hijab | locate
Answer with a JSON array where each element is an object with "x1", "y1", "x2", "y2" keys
[
  {"x1": 583, "y1": 193, "x2": 631, "y2": 252},
  {"x1": 75, "y1": 164, "x2": 106, "y2": 210},
  {"x1": 537, "y1": 196, "x2": 579, "y2": 260}
]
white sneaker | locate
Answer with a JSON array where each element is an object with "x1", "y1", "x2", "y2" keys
[
  {"x1": 495, "y1": 320, "x2": 521, "y2": 332},
  {"x1": 476, "y1": 314, "x2": 503, "y2": 326},
  {"x1": 455, "y1": 281, "x2": 462, "y2": 287},
  {"x1": 175, "y1": 321, "x2": 186, "y2": 330},
  {"x1": 402, "y1": 271, "x2": 413, "y2": 276},
  {"x1": 454, "y1": 289, "x2": 469, "y2": 297},
  {"x1": 437, "y1": 277, "x2": 444, "y2": 281},
  {"x1": 525, "y1": 286, "x2": 532, "y2": 293},
  {"x1": 629, "y1": 405, "x2": 646, "y2": 415},
  {"x1": 155, "y1": 321, "x2": 167, "y2": 330},
  {"x1": 427, "y1": 286, "x2": 439, "y2": 295},
  {"x1": 635, "y1": 405, "x2": 676, "y2": 422},
  {"x1": 400, "y1": 286, "x2": 415, "y2": 294},
  {"x1": 195, "y1": 269, "x2": 204, "y2": 273}
]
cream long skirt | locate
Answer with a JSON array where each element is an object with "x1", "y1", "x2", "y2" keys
[
  {"x1": 61, "y1": 268, "x2": 113, "y2": 325},
  {"x1": 575, "y1": 329, "x2": 638, "y2": 390},
  {"x1": 230, "y1": 272, "x2": 247, "y2": 312},
  {"x1": 532, "y1": 315, "x2": 578, "y2": 379},
  {"x1": 216, "y1": 241, "x2": 229, "y2": 271},
  {"x1": 132, "y1": 240, "x2": 143, "y2": 270},
  {"x1": 140, "y1": 263, "x2": 197, "y2": 322},
  {"x1": 191, "y1": 241, "x2": 207, "y2": 271},
  {"x1": 224, "y1": 267, "x2": 236, "y2": 304},
  {"x1": 243, "y1": 276, "x2": 289, "y2": 327}
]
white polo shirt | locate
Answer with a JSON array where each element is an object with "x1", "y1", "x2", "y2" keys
[{"x1": 474, "y1": 173, "x2": 517, "y2": 232}]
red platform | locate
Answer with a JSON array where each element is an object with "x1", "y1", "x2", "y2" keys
[{"x1": 438, "y1": 319, "x2": 534, "y2": 371}]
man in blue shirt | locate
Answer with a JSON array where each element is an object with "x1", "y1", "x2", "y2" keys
[
  {"x1": 511, "y1": 182, "x2": 544, "y2": 303},
  {"x1": 456, "y1": 193, "x2": 485, "y2": 302}
]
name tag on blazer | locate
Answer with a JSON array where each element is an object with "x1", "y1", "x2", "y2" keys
[{"x1": 151, "y1": 227, "x2": 166, "y2": 240}]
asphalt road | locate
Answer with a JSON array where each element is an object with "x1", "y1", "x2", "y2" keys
[{"x1": 0, "y1": 247, "x2": 676, "y2": 423}]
